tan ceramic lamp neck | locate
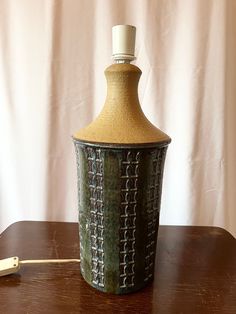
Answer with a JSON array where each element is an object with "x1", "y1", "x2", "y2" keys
[
  {"x1": 74, "y1": 62, "x2": 170, "y2": 145},
  {"x1": 105, "y1": 64, "x2": 140, "y2": 107}
]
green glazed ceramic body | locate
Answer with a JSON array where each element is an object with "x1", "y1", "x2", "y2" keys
[{"x1": 73, "y1": 140, "x2": 169, "y2": 294}]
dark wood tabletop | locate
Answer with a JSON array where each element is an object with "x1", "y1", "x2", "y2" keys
[{"x1": 0, "y1": 221, "x2": 235, "y2": 314}]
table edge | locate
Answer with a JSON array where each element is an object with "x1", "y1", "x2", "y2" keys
[{"x1": 0, "y1": 220, "x2": 235, "y2": 240}]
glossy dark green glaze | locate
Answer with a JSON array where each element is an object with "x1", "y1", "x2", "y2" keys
[{"x1": 73, "y1": 139, "x2": 169, "y2": 294}]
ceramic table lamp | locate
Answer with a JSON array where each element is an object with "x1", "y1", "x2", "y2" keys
[{"x1": 73, "y1": 25, "x2": 171, "y2": 294}]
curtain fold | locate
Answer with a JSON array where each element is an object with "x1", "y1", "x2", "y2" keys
[{"x1": 0, "y1": 0, "x2": 235, "y2": 236}]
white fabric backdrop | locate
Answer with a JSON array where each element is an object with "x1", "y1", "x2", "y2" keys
[{"x1": 0, "y1": 0, "x2": 235, "y2": 236}]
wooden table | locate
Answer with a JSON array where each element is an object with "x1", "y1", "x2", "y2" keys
[{"x1": 0, "y1": 222, "x2": 235, "y2": 313}]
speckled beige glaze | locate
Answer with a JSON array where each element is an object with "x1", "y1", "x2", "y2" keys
[{"x1": 74, "y1": 63, "x2": 170, "y2": 144}]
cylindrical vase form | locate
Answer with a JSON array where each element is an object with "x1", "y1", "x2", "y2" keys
[{"x1": 73, "y1": 25, "x2": 171, "y2": 294}]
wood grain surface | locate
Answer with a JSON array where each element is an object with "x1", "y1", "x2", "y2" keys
[{"x1": 0, "y1": 221, "x2": 235, "y2": 314}]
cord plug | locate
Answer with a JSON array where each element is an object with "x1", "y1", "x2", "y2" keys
[
  {"x1": 0, "y1": 257, "x2": 80, "y2": 277},
  {"x1": 0, "y1": 257, "x2": 20, "y2": 276}
]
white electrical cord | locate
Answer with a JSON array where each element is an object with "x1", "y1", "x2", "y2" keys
[
  {"x1": 0, "y1": 257, "x2": 80, "y2": 277},
  {"x1": 20, "y1": 259, "x2": 81, "y2": 265}
]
